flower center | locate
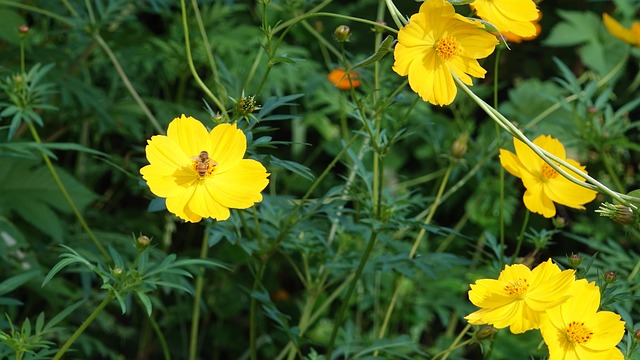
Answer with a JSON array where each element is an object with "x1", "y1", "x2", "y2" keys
[
  {"x1": 541, "y1": 163, "x2": 558, "y2": 179},
  {"x1": 192, "y1": 150, "x2": 217, "y2": 178},
  {"x1": 566, "y1": 321, "x2": 593, "y2": 344},
  {"x1": 504, "y1": 277, "x2": 529, "y2": 297},
  {"x1": 435, "y1": 36, "x2": 461, "y2": 62}
]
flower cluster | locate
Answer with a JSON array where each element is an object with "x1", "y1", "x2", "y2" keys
[
  {"x1": 392, "y1": 0, "x2": 540, "y2": 106},
  {"x1": 466, "y1": 259, "x2": 626, "y2": 359}
]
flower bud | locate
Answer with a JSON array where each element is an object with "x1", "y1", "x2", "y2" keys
[
  {"x1": 212, "y1": 113, "x2": 225, "y2": 124},
  {"x1": 136, "y1": 235, "x2": 151, "y2": 250},
  {"x1": 451, "y1": 134, "x2": 468, "y2": 159},
  {"x1": 112, "y1": 267, "x2": 123, "y2": 278},
  {"x1": 595, "y1": 203, "x2": 635, "y2": 225},
  {"x1": 236, "y1": 95, "x2": 257, "y2": 116},
  {"x1": 634, "y1": 329, "x2": 640, "y2": 342},
  {"x1": 474, "y1": 326, "x2": 498, "y2": 340},
  {"x1": 604, "y1": 271, "x2": 617, "y2": 284},
  {"x1": 333, "y1": 25, "x2": 351, "y2": 42},
  {"x1": 18, "y1": 25, "x2": 29, "y2": 35},
  {"x1": 567, "y1": 253, "x2": 582, "y2": 268},
  {"x1": 372, "y1": 20, "x2": 386, "y2": 33}
]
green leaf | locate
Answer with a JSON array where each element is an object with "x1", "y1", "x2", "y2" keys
[
  {"x1": 0, "y1": 9, "x2": 25, "y2": 45},
  {"x1": 349, "y1": 35, "x2": 395, "y2": 72},
  {"x1": 135, "y1": 291, "x2": 153, "y2": 316},
  {"x1": 0, "y1": 270, "x2": 39, "y2": 295},
  {"x1": 44, "y1": 300, "x2": 84, "y2": 331},
  {"x1": 0, "y1": 158, "x2": 97, "y2": 241},
  {"x1": 543, "y1": 10, "x2": 600, "y2": 46}
]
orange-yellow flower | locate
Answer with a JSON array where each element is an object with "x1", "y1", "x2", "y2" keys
[
  {"x1": 465, "y1": 259, "x2": 575, "y2": 334},
  {"x1": 392, "y1": 0, "x2": 498, "y2": 106},
  {"x1": 327, "y1": 68, "x2": 361, "y2": 90},
  {"x1": 500, "y1": 11, "x2": 542, "y2": 43},
  {"x1": 540, "y1": 279, "x2": 625, "y2": 360},
  {"x1": 603, "y1": 13, "x2": 640, "y2": 47},
  {"x1": 472, "y1": 0, "x2": 539, "y2": 37},
  {"x1": 499, "y1": 135, "x2": 597, "y2": 218},
  {"x1": 140, "y1": 115, "x2": 269, "y2": 222}
]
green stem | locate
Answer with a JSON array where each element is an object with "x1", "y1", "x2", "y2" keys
[
  {"x1": 377, "y1": 163, "x2": 452, "y2": 342},
  {"x1": 93, "y1": 33, "x2": 164, "y2": 134},
  {"x1": 325, "y1": 229, "x2": 380, "y2": 358},
  {"x1": 250, "y1": 260, "x2": 267, "y2": 360},
  {"x1": 0, "y1": 0, "x2": 74, "y2": 25},
  {"x1": 512, "y1": 210, "x2": 530, "y2": 261},
  {"x1": 454, "y1": 76, "x2": 639, "y2": 209},
  {"x1": 188, "y1": 231, "x2": 211, "y2": 360},
  {"x1": 52, "y1": 292, "x2": 114, "y2": 360},
  {"x1": 493, "y1": 46, "x2": 505, "y2": 267},
  {"x1": 190, "y1": 0, "x2": 223, "y2": 95},
  {"x1": 431, "y1": 324, "x2": 472, "y2": 360},
  {"x1": 600, "y1": 152, "x2": 625, "y2": 193},
  {"x1": 148, "y1": 313, "x2": 171, "y2": 360},
  {"x1": 27, "y1": 123, "x2": 109, "y2": 260},
  {"x1": 179, "y1": 0, "x2": 227, "y2": 118}
]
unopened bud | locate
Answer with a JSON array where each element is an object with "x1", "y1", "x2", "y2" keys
[
  {"x1": 334, "y1": 25, "x2": 351, "y2": 42},
  {"x1": 112, "y1": 267, "x2": 123, "y2": 278},
  {"x1": 136, "y1": 235, "x2": 151, "y2": 250},
  {"x1": 634, "y1": 329, "x2": 640, "y2": 342},
  {"x1": 568, "y1": 253, "x2": 582, "y2": 268},
  {"x1": 604, "y1": 271, "x2": 617, "y2": 284},
  {"x1": 211, "y1": 113, "x2": 224, "y2": 124},
  {"x1": 474, "y1": 326, "x2": 498, "y2": 340},
  {"x1": 18, "y1": 25, "x2": 29, "y2": 35},
  {"x1": 372, "y1": 20, "x2": 386, "y2": 33},
  {"x1": 595, "y1": 203, "x2": 635, "y2": 225},
  {"x1": 451, "y1": 134, "x2": 468, "y2": 159}
]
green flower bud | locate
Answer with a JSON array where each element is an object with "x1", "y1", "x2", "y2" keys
[
  {"x1": 604, "y1": 271, "x2": 617, "y2": 284},
  {"x1": 568, "y1": 253, "x2": 582, "y2": 268},
  {"x1": 595, "y1": 203, "x2": 635, "y2": 225},
  {"x1": 451, "y1": 134, "x2": 468, "y2": 159},
  {"x1": 333, "y1": 25, "x2": 351, "y2": 42},
  {"x1": 236, "y1": 95, "x2": 257, "y2": 116}
]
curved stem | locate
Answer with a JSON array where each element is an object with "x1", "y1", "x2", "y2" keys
[
  {"x1": 188, "y1": 231, "x2": 211, "y2": 360},
  {"x1": 148, "y1": 313, "x2": 171, "y2": 360},
  {"x1": 250, "y1": 260, "x2": 267, "y2": 360},
  {"x1": 454, "y1": 76, "x2": 639, "y2": 209},
  {"x1": 93, "y1": 34, "x2": 164, "y2": 135},
  {"x1": 27, "y1": 123, "x2": 109, "y2": 260},
  {"x1": 512, "y1": 210, "x2": 530, "y2": 261},
  {"x1": 52, "y1": 292, "x2": 114, "y2": 360},
  {"x1": 180, "y1": 0, "x2": 227, "y2": 118}
]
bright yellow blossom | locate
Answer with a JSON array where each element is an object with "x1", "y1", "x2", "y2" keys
[
  {"x1": 603, "y1": 13, "x2": 640, "y2": 47},
  {"x1": 472, "y1": 0, "x2": 539, "y2": 37},
  {"x1": 140, "y1": 115, "x2": 269, "y2": 222},
  {"x1": 499, "y1": 135, "x2": 597, "y2": 218},
  {"x1": 540, "y1": 279, "x2": 625, "y2": 360},
  {"x1": 465, "y1": 259, "x2": 575, "y2": 334},
  {"x1": 393, "y1": 0, "x2": 498, "y2": 106}
]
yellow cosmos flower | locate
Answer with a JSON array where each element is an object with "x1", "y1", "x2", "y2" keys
[
  {"x1": 603, "y1": 13, "x2": 640, "y2": 47},
  {"x1": 499, "y1": 135, "x2": 597, "y2": 218},
  {"x1": 472, "y1": 0, "x2": 539, "y2": 37},
  {"x1": 392, "y1": 0, "x2": 498, "y2": 106},
  {"x1": 465, "y1": 259, "x2": 575, "y2": 334},
  {"x1": 540, "y1": 279, "x2": 625, "y2": 360},
  {"x1": 140, "y1": 115, "x2": 269, "y2": 223}
]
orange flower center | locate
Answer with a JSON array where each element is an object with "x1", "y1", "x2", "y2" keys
[
  {"x1": 541, "y1": 163, "x2": 558, "y2": 179},
  {"x1": 504, "y1": 278, "x2": 529, "y2": 296},
  {"x1": 436, "y1": 36, "x2": 461, "y2": 62},
  {"x1": 566, "y1": 321, "x2": 593, "y2": 344}
]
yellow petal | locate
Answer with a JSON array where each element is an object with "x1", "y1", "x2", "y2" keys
[
  {"x1": 167, "y1": 114, "x2": 212, "y2": 159},
  {"x1": 473, "y1": 0, "x2": 538, "y2": 37},
  {"x1": 206, "y1": 159, "x2": 269, "y2": 208},
  {"x1": 544, "y1": 177, "x2": 597, "y2": 210},
  {"x1": 532, "y1": 134, "x2": 566, "y2": 159},
  {"x1": 187, "y1": 182, "x2": 231, "y2": 221},
  {"x1": 583, "y1": 311, "x2": 625, "y2": 351},
  {"x1": 523, "y1": 186, "x2": 556, "y2": 218},
  {"x1": 498, "y1": 149, "x2": 523, "y2": 178},
  {"x1": 513, "y1": 137, "x2": 544, "y2": 176},
  {"x1": 141, "y1": 165, "x2": 196, "y2": 198},
  {"x1": 209, "y1": 123, "x2": 247, "y2": 173},
  {"x1": 603, "y1": 13, "x2": 640, "y2": 46},
  {"x1": 143, "y1": 134, "x2": 190, "y2": 171},
  {"x1": 165, "y1": 184, "x2": 202, "y2": 222}
]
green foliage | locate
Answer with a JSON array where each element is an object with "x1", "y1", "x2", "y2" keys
[{"x1": 0, "y1": 0, "x2": 639, "y2": 359}]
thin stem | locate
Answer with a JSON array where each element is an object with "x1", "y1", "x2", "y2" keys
[
  {"x1": 250, "y1": 261, "x2": 267, "y2": 360},
  {"x1": 27, "y1": 123, "x2": 109, "y2": 260},
  {"x1": 432, "y1": 324, "x2": 472, "y2": 360},
  {"x1": 325, "y1": 229, "x2": 379, "y2": 359},
  {"x1": 148, "y1": 313, "x2": 171, "y2": 360},
  {"x1": 179, "y1": 0, "x2": 227, "y2": 118},
  {"x1": 190, "y1": 0, "x2": 222, "y2": 90},
  {"x1": 493, "y1": 46, "x2": 505, "y2": 267},
  {"x1": 512, "y1": 210, "x2": 530, "y2": 261},
  {"x1": 52, "y1": 292, "x2": 115, "y2": 360},
  {"x1": 188, "y1": 230, "x2": 211, "y2": 360},
  {"x1": 0, "y1": 0, "x2": 74, "y2": 25},
  {"x1": 93, "y1": 33, "x2": 164, "y2": 134},
  {"x1": 454, "y1": 75, "x2": 639, "y2": 209}
]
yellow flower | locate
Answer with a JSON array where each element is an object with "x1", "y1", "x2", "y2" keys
[
  {"x1": 472, "y1": 0, "x2": 539, "y2": 37},
  {"x1": 540, "y1": 279, "x2": 625, "y2": 360},
  {"x1": 465, "y1": 259, "x2": 575, "y2": 334},
  {"x1": 603, "y1": 13, "x2": 640, "y2": 47},
  {"x1": 499, "y1": 135, "x2": 597, "y2": 218},
  {"x1": 392, "y1": 0, "x2": 498, "y2": 106},
  {"x1": 140, "y1": 115, "x2": 269, "y2": 222},
  {"x1": 499, "y1": 11, "x2": 542, "y2": 43}
]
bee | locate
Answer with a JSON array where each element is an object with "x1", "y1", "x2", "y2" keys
[{"x1": 192, "y1": 150, "x2": 211, "y2": 177}]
